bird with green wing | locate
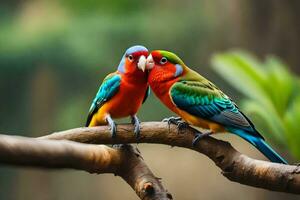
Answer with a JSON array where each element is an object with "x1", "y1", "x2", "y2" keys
[{"x1": 145, "y1": 50, "x2": 287, "y2": 164}]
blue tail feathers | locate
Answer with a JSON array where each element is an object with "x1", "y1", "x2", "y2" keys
[{"x1": 229, "y1": 128, "x2": 288, "y2": 164}]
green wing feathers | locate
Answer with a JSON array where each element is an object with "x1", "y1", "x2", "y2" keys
[
  {"x1": 85, "y1": 73, "x2": 121, "y2": 126},
  {"x1": 170, "y1": 79, "x2": 259, "y2": 134}
]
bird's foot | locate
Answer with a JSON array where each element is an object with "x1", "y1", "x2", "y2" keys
[
  {"x1": 192, "y1": 131, "x2": 212, "y2": 147},
  {"x1": 162, "y1": 116, "x2": 182, "y2": 124},
  {"x1": 109, "y1": 122, "x2": 117, "y2": 138},
  {"x1": 162, "y1": 116, "x2": 189, "y2": 133},
  {"x1": 131, "y1": 115, "x2": 140, "y2": 139},
  {"x1": 112, "y1": 144, "x2": 130, "y2": 149},
  {"x1": 112, "y1": 144, "x2": 122, "y2": 148},
  {"x1": 106, "y1": 115, "x2": 117, "y2": 138}
]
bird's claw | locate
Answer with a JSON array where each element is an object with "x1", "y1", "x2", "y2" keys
[
  {"x1": 162, "y1": 116, "x2": 182, "y2": 124},
  {"x1": 106, "y1": 115, "x2": 117, "y2": 138},
  {"x1": 134, "y1": 124, "x2": 140, "y2": 139},
  {"x1": 110, "y1": 122, "x2": 117, "y2": 138},
  {"x1": 131, "y1": 115, "x2": 141, "y2": 139},
  {"x1": 177, "y1": 121, "x2": 189, "y2": 130},
  {"x1": 192, "y1": 131, "x2": 212, "y2": 147},
  {"x1": 163, "y1": 116, "x2": 189, "y2": 134}
]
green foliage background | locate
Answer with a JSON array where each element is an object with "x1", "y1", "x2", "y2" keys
[
  {"x1": 212, "y1": 51, "x2": 300, "y2": 159},
  {"x1": 1, "y1": 1, "x2": 300, "y2": 200}
]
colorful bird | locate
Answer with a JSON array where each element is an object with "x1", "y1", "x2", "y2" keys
[
  {"x1": 145, "y1": 50, "x2": 287, "y2": 164},
  {"x1": 86, "y1": 45, "x2": 150, "y2": 138}
]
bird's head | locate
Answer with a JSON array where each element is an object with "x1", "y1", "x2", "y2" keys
[
  {"x1": 146, "y1": 50, "x2": 186, "y2": 83},
  {"x1": 117, "y1": 45, "x2": 149, "y2": 77}
]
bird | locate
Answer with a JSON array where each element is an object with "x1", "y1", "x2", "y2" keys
[
  {"x1": 145, "y1": 50, "x2": 288, "y2": 164},
  {"x1": 86, "y1": 45, "x2": 150, "y2": 138}
]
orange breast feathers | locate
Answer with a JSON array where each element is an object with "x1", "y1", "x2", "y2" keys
[
  {"x1": 149, "y1": 76, "x2": 187, "y2": 119},
  {"x1": 92, "y1": 76, "x2": 148, "y2": 125}
]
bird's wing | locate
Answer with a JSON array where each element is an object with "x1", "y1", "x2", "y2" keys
[
  {"x1": 170, "y1": 80, "x2": 263, "y2": 138},
  {"x1": 85, "y1": 73, "x2": 121, "y2": 126},
  {"x1": 142, "y1": 86, "x2": 150, "y2": 104}
]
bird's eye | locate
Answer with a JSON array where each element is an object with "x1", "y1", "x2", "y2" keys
[
  {"x1": 128, "y1": 55, "x2": 134, "y2": 62},
  {"x1": 160, "y1": 57, "x2": 168, "y2": 65}
]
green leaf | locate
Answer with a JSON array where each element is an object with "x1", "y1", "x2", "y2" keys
[
  {"x1": 211, "y1": 50, "x2": 270, "y2": 105},
  {"x1": 283, "y1": 95, "x2": 300, "y2": 159},
  {"x1": 264, "y1": 56, "x2": 294, "y2": 116},
  {"x1": 211, "y1": 50, "x2": 300, "y2": 161},
  {"x1": 242, "y1": 100, "x2": 286, "y2": 145}
]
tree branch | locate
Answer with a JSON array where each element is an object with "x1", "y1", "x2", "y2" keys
[
  {"x1": 40, "y1": 122, "x2": 300, "y2": 194},
  {"x1": 0, "y1": 134, "x2": 172, "y2": 200}
]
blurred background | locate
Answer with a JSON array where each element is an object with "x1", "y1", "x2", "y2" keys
[{"x1": 1, "y1": 0, "x2": 300, "y2": 199}]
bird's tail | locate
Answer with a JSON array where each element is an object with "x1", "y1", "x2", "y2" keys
[{"x1": 229, "y1": 128, "x2": 288, "y2": 164}]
